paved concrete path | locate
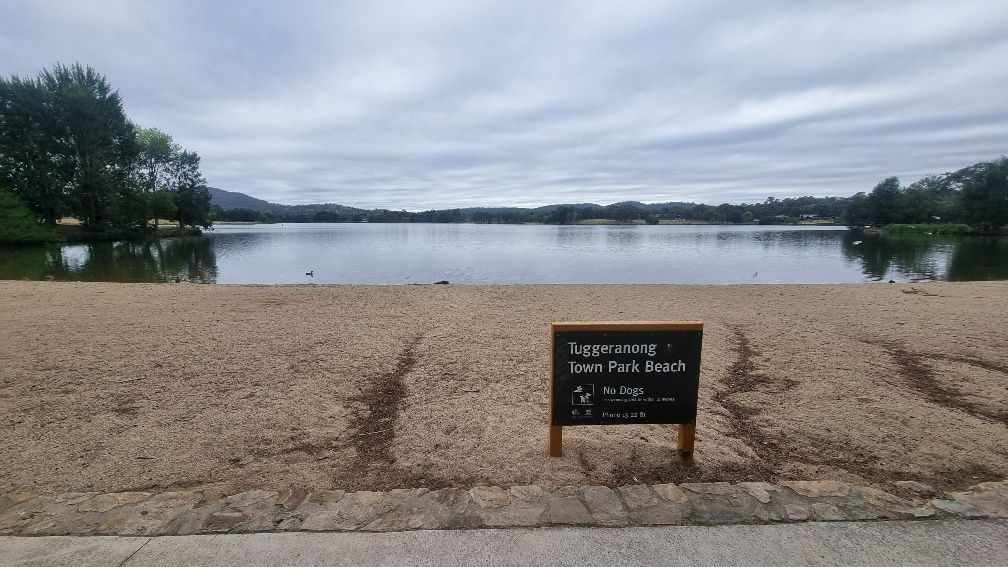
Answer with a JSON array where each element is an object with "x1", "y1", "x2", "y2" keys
[{"x1": 1, "y1": 520, "x2": 1005, "y2": 567}]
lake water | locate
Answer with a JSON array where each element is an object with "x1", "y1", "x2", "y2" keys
[{"x1": 1, "y1": 223, "x2": 1006, "y2": 284}]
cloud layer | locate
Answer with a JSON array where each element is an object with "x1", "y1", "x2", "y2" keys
[{"x1": 2, "y1": 1, "x2": 1006, "y2": 208}]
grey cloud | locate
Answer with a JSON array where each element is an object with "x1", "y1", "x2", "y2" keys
[{"x1": 1, "y1": 0, "x2": 1006, "y2": 208}]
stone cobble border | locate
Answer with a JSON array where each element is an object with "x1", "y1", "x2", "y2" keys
[{"x1": 1, "y1": 480, "x2": 1005, "y2": 536}]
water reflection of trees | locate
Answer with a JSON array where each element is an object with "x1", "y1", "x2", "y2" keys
[
  {"x1": 152, "y1": 237, "x2": 218, "y2": 283},
  {"x1": 841, "y1": 233, "x2": 940, "y2": 281},
  {"x1": 0, "y1": 243, "x2": 71, "y2": 280},
  {"x1": 841, "y1": 232, "x2": 1008, "y2": 282},
  {"x1": 0, "y1": 236, "x2": 218, "y2": 283},
  {"x1": 947, "y1": 238, "x2": 1008, "y2": 281}
]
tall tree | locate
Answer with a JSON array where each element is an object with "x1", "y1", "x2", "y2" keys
[
  {"x1": 1, "y1": 63, "x2": 215, "y2": 237},
  {"x1": 901, "y1": 174, "x2": 959, "y2": 224},
  {"x1": 42, "y1": 64, "x2": 139, "y2": 231},
  {"x1": 136, "y1": 127, "x2": 177, "y2": 192},
  {"x1": 2, "y1": 65, "x2": 145, "y2": 231},
  {"x1": 959, "y1": 157, "x2": 1008, "y2": 231},
  {"x1": 136, "y1": 127, "x2": 179, "y2": 230},
  {"x1": 170, "y1": 150, "x2": 211, "y2": 230},
  {"x1": 0, "y1": 74, "x2": 70, "y2": 225},
  {"x1": 866, "y1": 176, "x2": 901, "y2": 226},
  {"x1": 843, "y1": 192, "x2": 871, "y2": 228}
]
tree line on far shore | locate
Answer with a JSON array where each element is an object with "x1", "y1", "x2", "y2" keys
[
  {"x1": 212, "y1": 157, "x2": 1006, "y2": 230},
  {"x1": 213, "y1": 195, "x2": 853, "y2": 226},
  {"x1": 844, "y1": 158, "x2": 1008, "y2": 231},
  {"x1": 0, "y1": 63, "x2": 212, "y2": 242}
]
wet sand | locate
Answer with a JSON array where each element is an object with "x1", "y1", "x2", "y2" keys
[{"x1": 1, "y1": 281, "x2": 1006, "y2": 495}]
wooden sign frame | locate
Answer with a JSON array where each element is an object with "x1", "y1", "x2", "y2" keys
[{"x1": 548, "y1": 321, "x2": 702, "y2": 465}]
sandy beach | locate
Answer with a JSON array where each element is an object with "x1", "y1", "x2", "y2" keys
[{"x1": 1, "y1": 281, "x2": 1006, "y2": 496}]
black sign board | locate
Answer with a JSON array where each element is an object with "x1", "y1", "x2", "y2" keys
[{"x1": 550, "y1": 322, "x2": 703, "y2": 427}]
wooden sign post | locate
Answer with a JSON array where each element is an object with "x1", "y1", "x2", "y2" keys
[{"x1": 548, "y1": 321, "x2": 703, "y2": 465}]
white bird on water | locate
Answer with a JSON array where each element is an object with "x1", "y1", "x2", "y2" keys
[{"x1": 852, "y1": 240, "x2": 863, "y2": 245}]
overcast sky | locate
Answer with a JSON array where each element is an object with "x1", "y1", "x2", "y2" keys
[{"x1": 2, "y1": 1, "x2": 1006, "y2": 209}]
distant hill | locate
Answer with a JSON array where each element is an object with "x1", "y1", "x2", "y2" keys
[
  {"x1": 531, "y1": 201, "x2": 697, "y2": 213},
  {"x1": 208, "y1": 187, "x2": 279, "y2": 212},
  {"x1": 283, "y1": 202, "x2": 368, "y2": 215},
  {"x1": 531, "y1": 203, "x2": 603, "y2": 212},
  {"x1": 208, "y1": 188, "x2": 700, "y2": 215},
  {"x1": 208, "y1": 187, "x2": 366, "y2": 215},
  {"x1": 612, "y1": 201, "x2": 698, "y2": 211},
  {"x1": 208, "y1": 187, "x2": 825, "y2": 220}
]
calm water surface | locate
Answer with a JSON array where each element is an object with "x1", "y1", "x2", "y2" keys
[{"x1": 1, "y1": 223, "x2": 1006, "y2": 284}]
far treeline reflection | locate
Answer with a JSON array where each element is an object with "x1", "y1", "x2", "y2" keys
[
  {"x1": 1, "y1": 228, "x2": 1007, "y2": 284},
  {"x1": 0, "y1": 237, "x2": 218, "y2": 283},
  {"x1": 839, "y1": 232, "x2": 1008, "y2": 282}
]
